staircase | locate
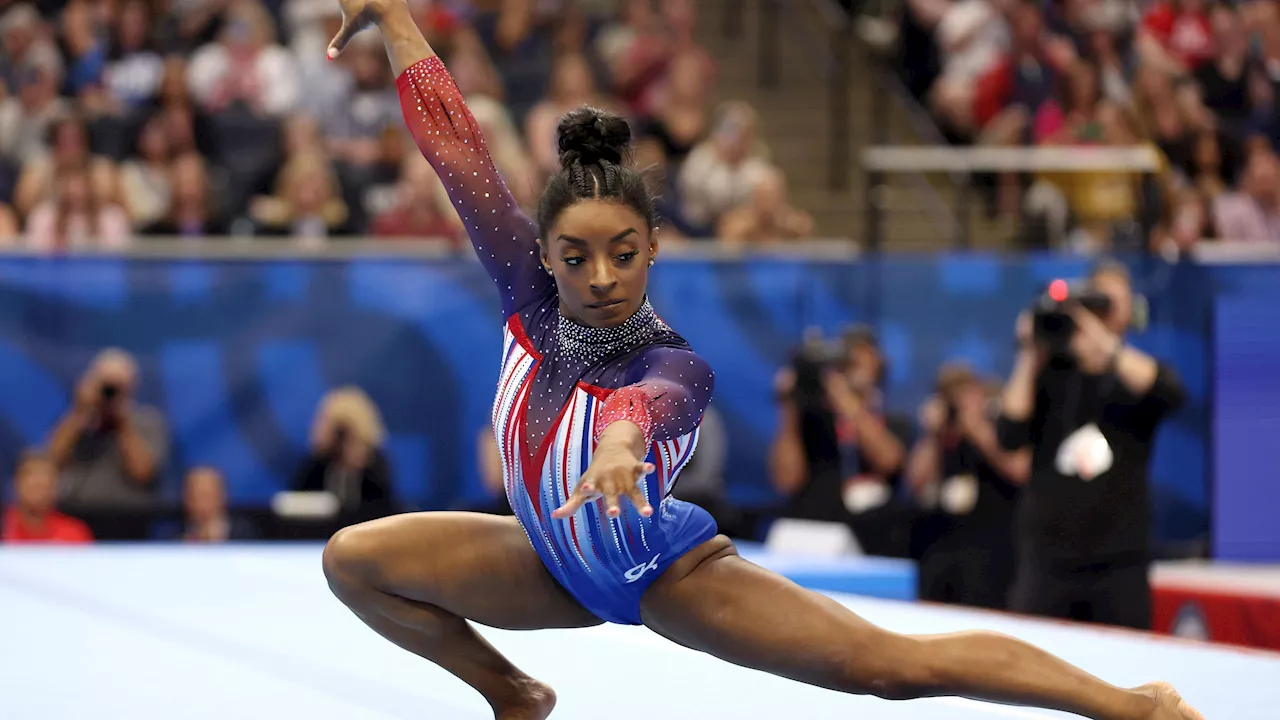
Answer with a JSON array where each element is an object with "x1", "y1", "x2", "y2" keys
[{"x1": 694, "y1": 0, "x2": 962, "y2": 249}]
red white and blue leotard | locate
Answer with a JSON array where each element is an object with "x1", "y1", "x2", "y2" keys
[{"x1": 397, "y1": 57, "x2": 718, "y2": 624}]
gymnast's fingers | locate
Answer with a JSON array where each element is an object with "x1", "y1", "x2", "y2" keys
[
  {"x1": 327, "y1": 8, "x2": 371, "y2": 59},
  {"x1": 627, "y1": 484, "x2": 652, "y2": 517},
  {"x1": 552, "y1": 480, "x2": 594, "y2": 519},
  {"x1": 602, "y1": 480, "x2": 623, "y2": 518}
]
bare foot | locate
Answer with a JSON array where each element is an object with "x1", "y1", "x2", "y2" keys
[
  {"x1": 493, "y1": 677, "x2": 556, "y2": 720},
  {"x1": 1136, "y1": 682, "x2": 1205, "y2": 720}
]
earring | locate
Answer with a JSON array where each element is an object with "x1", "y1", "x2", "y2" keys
[
  {"x1": 648, "y1": 257, "x2": 656, "y2": 267},
  {"x1": 543, "y1": 264, "x2": 553, "y2": 275}
]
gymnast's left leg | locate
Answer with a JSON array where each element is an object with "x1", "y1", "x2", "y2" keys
[{"x1": 639, "y1": 536, "x2": 1204, "y2": 720}]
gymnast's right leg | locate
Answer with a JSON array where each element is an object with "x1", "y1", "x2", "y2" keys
[{"x1": 323, "y1": 512, "x2": 603, "y2": 720}]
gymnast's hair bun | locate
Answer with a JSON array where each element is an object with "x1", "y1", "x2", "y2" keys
[{"x1": 557, "y1": 106, "x2": 631, "y2": 169}]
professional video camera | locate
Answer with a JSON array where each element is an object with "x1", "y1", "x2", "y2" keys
[
  {"x1": 789, "y1": 334, "x2": 848, "y2": 412},
  {"x1": 1030, "y1": 279, "x2": 1112, "y2": 355}
]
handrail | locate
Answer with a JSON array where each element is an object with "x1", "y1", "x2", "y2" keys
[
  {"x1": 762, "y1": 0, "x2": 851, "y2": 192},
  {"x1": 764, "y1": 0, "x2": 958, "y2": 248},
  {"x1": 846, "y1": 1, "x2": 964, "y2": 248}
]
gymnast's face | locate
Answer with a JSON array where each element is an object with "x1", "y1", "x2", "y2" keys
[{"x1": 540, "y1": 199, "x2": 656, "y2": 329}]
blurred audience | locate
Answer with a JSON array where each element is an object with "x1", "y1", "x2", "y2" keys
[
  {"x1": 187, "y1": 0, "x2": 299, "y2": 117},
  {"x1": 250, "y1": 146, "x2": 347, "y2": 242},
  {"x1": 636, "y1": 49, "x2": 710, "y2": 166},
  {"x1": 91, "y1": 0, "x2": 166, "y2": 116},
  {"x1": 679, "y1": 102, "x2": 774, "y2": 234},
  {"x1": 369, "y1": 152, "x2": 463, "y2": 242},
  {"x1": 1, "y1": 451, "x2": 94, "y2": 544},
  {"x1": 155, "y1": 466, "x2": 257, "y2": 542},
  {"x1": 121, "y1": 114, "x2": 175, "y2": 228},
  {"x1": 1138, "y1": 0, "x2": 1214, "y2": 74},
  {"x1": 292, "y1": 386, "x2": 394, "y2": 520},
  {"x1": 317, "y1": 33, "x2": 403, "y2": 231},
  {"x1": 890, "y1": 0, "x2": 1280, "y2": 247},
  {"x1": 13, "y1": 115, "x2": 93, "y2": 217},
  {"x1": 1213, "y1": 149, "x2": 1280, "y2": 241},
  {"x1": 449, "y1": 27, "x2": 538, "y2": 207},
  {"x1": 526, "y1": 52, "x2": 615, "y2": 178},
  {"x1": 717, "y1": 167, "x2": 814, "y2": 245},
  {"x1": 26, "y1": 163, "x2": 131, "y2": 250},
  {"x1": 0, "y1": 6, "x2": 67, "y2": 165},
  {"x1": 144, "y1": 151, "x2": 224, "y2": 235},
  {"x1": 0, "y1": 0, "x2": 780, "y2": 242}
]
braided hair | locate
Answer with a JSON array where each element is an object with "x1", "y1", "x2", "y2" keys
[{"x1": 536, "y1": 107, "x2": 655, "y2": 237}]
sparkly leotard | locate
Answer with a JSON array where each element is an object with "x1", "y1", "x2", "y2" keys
[{"x1": 397, "y1": 57, "x2": 718, "y2": 624}]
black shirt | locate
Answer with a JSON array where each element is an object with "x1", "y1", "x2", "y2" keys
[
  {"x1": 935, "y1": 433, "x2": 1020, "y2": 537},
  {"x1": 292, "y1": 449, "x2": 396, "y2": 519},
  {"x1": 1194, "y1": 58, "x2": 1256, "y2": 129},
  {"x1": 997, "y1": 357, "x2": 1185, "y2": 565},
  {"x1": 787, "y1": 403, "x2": 915, "y2": 523}
]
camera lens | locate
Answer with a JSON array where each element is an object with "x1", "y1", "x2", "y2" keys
[{"x1": 100, "y1": 384, "x2": 120, "y2": 400}]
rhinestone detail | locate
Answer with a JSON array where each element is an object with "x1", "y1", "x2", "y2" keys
[{"x1": 555, "y1": 298, "x2": 669, "y2": 363}]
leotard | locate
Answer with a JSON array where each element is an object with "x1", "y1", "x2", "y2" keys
[{"x1": 397, "y1": 57, "x2": 718, "y2": 624}]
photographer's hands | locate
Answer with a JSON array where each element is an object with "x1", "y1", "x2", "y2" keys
[
  {"x1": 1068, "y1": 307, "x2": 1122, "y2": 374},
  {"x1": 918, "y1": 396, "x2": 946, "y2": 437},
  {"x1": 823, "y1": 371, "x2": 865, "y2": 418}
]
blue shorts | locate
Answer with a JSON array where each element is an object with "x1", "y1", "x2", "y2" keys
[{"x1": 527, "y1": 498, "x2": 718, "y2": 625}]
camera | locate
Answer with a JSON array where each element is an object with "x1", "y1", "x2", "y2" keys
[
  {"x1": 789, "y1": 336, "x2": 848, "y2": 412},
  {"x1": 1031, "y1": 279, "x2": 1112, "y2": 354}
]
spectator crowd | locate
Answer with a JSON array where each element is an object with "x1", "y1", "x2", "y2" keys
[
  {"x1": 0, "y1": 0, "x2": 811, "y2": 250},
  {"x1": 889, "y1": 0, "x2": 1280, "y2": 251}
]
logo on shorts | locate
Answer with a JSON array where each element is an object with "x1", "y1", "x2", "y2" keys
[{"x1": 624, "y1": 555, "x2": 661, "y2": 583}]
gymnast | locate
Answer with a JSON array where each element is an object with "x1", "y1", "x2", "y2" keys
[{"x1": 319, "y1": 3, "x2": 1204, "y2": 718}]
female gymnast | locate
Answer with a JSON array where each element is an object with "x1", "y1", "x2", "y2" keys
[{"x1": 320, "y1": 3, "x2": 1204, "y2": 719}]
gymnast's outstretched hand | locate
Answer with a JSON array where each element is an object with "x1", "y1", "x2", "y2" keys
[
  {"x1": 554, "y1": 430, "x2": 655, "y2": 520},
  {"x1": 328, "y1": 0, "x2": 409, "y2": 59}
]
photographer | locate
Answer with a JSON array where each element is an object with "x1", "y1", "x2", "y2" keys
[
  {"x1": 769, "y1": 327, "x2": 914, "y2": 557},
  {"x1": 997, "y1": 261, "x2": 1185, "y2": 629},
  {"x1": 908, "y1": 364, "x2": 1028, "y2": 610},
  {"x1": 45, "y1": 348, "x2": 169, "y2": 538},
  {"x1": 292, "y1": 386, "x2": 395, "y2": 521}
]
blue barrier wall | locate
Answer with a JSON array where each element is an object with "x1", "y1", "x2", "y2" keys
[
  {"x1": 0, "y1": 253, "x2": 1216, "y2": 544},
  {"x1": 1212, "y1": 273, "x2": 1280, "y2": 561}
]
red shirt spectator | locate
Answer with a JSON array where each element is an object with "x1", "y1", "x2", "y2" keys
[
  {"x1": 1141, "y1": 0, "x2": 1215, "y2": 71},
  {"x1": 1, "y1": 452, "x2": 93, "y2": 544},
  {"x1": 972, "y1": 3, "x2": 1070, "y2": 132},
  {"x1": 1, "y1": 507, "x2": 93, "y2": 543}
]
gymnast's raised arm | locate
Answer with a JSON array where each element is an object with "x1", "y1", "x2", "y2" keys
[{"x1": 328, "y1": 0, "x2": 550, "y2": 315}]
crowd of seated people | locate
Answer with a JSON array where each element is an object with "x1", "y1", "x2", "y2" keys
[
  {"x1": 0, "y1": 0, "x2": 806, "y2": 250},
  {"x1": 883, "y1": 0, "x2": 1280, "y2": 250}
]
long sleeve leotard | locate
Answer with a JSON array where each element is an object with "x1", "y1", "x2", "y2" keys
[{"x1": 397, "y1": 57, "x2": 717, "y2": 624}]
